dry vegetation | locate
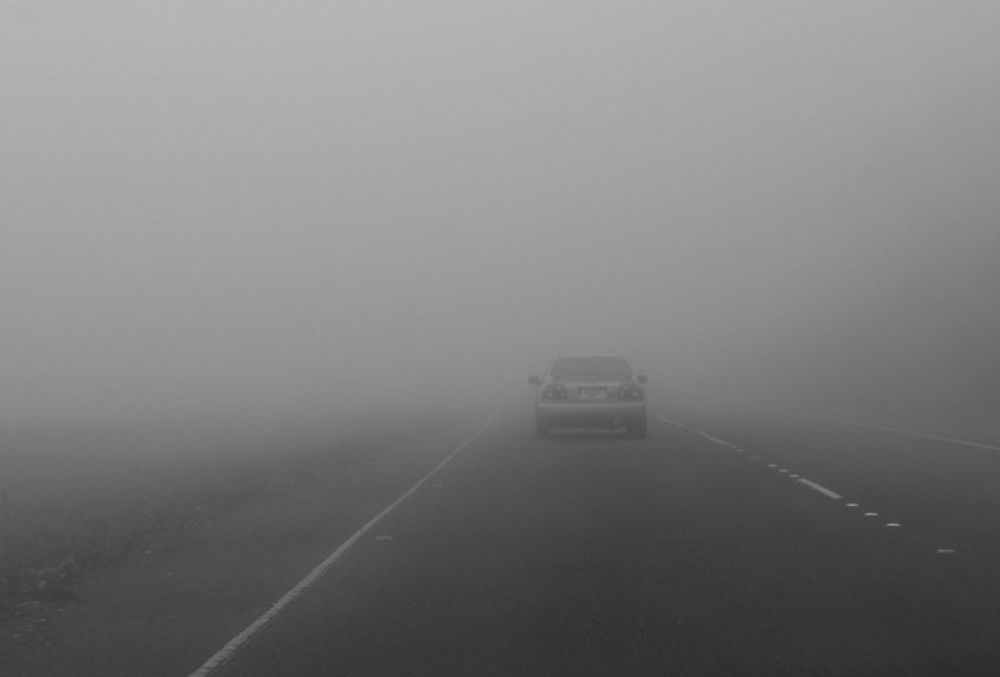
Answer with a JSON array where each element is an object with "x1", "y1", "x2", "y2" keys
[{"x1": 0, "y1": 408, "x2": 459, "y2": 620}]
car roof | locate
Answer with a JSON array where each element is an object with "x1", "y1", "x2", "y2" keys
[{"x1": 549, "y1": 356, "x2": 632, "y2": 377}]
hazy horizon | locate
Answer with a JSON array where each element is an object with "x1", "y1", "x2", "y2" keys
[{"x1": 4, "y1": 1, "x2": 999, "y2": 428}]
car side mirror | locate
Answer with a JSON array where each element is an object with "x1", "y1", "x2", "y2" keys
[
  {"x1": 637, "y1": 374, "x2": 648, "y2": 384},
  {"x1": 529, "y1": 376, "x2": 542, "y2": 386}
]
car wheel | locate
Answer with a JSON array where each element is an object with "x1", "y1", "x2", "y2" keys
[
  {"x1": 626, "y1": 417, "x2": 647, "y2": 439},
  {"x1": 535, "y1": 418, "x2": 550, "y2": 439}
]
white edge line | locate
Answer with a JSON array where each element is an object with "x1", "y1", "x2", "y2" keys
[
  {"x1": 797, "y1": 478, "x2": 843, "y2": 500},
  {"x1": 797, "y1": 415, "x2": 1000, "y2": 452},
  {"x1": 187, "y1": 411, "x2": 495, "y2": 677},
  {"x1": 858, "y1": 422, "x2": 1000, "y2": 452}
]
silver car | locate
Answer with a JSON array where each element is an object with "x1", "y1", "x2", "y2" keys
[{"x1": 530, "y1": 356, "x2": 648, "y2": 439}]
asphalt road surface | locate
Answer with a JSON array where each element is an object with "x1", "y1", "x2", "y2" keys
[
  {"x1": 6, "y1": 406, "x2": 1000, "y2": 675},
  {"x1": 196, "y1": 408, "x2": 1000, "y2": 676}
]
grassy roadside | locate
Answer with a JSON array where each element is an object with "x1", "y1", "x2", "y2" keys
[{"x1": 0, "y1": 408, "x2": 468, "y2": 621}]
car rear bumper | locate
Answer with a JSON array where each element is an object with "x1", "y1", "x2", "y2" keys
[{"x1": 536, "y1": 401, "x2": 646, "y2": 427}]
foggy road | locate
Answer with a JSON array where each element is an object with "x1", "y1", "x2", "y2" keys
[
  {"x1": 7, "y1": 3, "x2": 1000, "y2": 675},
  {"x1": 171, "y1": 409, "x2": 1000, "y2": 677}
]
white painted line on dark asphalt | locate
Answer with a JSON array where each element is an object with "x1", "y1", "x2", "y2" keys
[
  {"x1": 797, "y1": 415, "x2": 1000, "y2": 452},
  {"x1": 655, "y1": 413, "x2": 960, "y2": 551},
  {"x1": 655, "y1": 415, "x2": 685, "y2": 427},
  {"x1": 187, "y1": 412, "x2": 495, "y2": 677},
  {"x1": 797, "y1": 479, "x2": 843, "y2": 500},
  {"x1": 859, "y1": 423, "x2": 1000, "y2": 452},
  {"x1": 659, "y1": 413, "x2": 850, "y2": 500}
]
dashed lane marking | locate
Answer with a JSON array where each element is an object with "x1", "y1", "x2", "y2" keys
[
  {"x1": 657, "y1": 415, "x2": 847, "y2": 501},
  {"x1": 655, "y1": 415, "x2": 686, "y2": 427},
  {"x1": 797, "y1": 478, "x2": 843, "y2": 500},
  {"x1": 655, "y1": 413, "x2": 956, "y2": 551},
  {"x1": 187, "y1": 412, "x2": 496, "y2": 677}
]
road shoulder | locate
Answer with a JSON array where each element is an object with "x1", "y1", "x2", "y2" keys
[{"x1": 0, "y1": 412, "x2": 486, "y2": 677}]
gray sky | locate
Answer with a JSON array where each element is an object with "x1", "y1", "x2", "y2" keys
[{"x1": 3, "y1": 1, "x2": 999, "y2": 424}]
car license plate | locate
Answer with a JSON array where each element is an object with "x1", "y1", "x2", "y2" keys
[{"x1": 579, "y1": 387, "x2": 606, "y2": 400}]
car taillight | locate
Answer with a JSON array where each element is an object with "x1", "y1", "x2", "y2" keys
[
  {"x1": 618, "y1": 383, "x2": 644, "y2": 400},
  {"x1": 541, "y1": 384, "x2": 568, "y2": 400}
]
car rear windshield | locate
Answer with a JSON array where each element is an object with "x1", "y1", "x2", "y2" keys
[{"x1": 550, "y1": 356, "x2": 632, "y2": 378}]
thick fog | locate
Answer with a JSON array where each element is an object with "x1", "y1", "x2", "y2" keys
[{"x1": 3, "y1": 1, "x2": 999, "y2": 429}]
